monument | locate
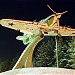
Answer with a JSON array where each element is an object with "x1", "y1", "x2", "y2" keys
[{"x1": 0, "y1": 5, "x2": 75, "y2": 74}]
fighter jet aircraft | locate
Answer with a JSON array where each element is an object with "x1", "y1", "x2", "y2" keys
[{"x1": 0, "y1": 5, "x2": 75, "y2": 44}]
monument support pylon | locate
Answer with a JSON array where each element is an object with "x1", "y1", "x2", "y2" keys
[{"x1": 12, "y1": 35, "x2": 43, "y2": 70}]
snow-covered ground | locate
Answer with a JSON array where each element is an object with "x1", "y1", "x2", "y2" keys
[{"x1": 0, "y1": 67, "x2": 75, "y2": 75}]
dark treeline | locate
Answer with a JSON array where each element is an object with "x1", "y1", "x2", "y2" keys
[
  {"x1": 33, "y1": 36, "x2": 75, "y2": 69},
  {"x1": 0, "y1": 36, "x2": 75, "y2": 73}
]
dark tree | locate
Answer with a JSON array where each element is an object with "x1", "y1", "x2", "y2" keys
[
  {"x1": 33, "y1": 38, "x2": 56, "y2": 67},
  {"x1": 33, "y1": 36, "x2": 75, "y2": 69}
]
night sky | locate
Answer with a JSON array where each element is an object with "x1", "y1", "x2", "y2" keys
[{"x1": 0, "y1": 0, "x2": 75, "y2": 60}]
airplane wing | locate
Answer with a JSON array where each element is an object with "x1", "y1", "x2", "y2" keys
[
  {"x1": 45, "y1": 25, "x2": 75, "y2": 36},
  {"x1": 0, "y1": 19, "x2": 49, "y2": 35},
  {"x1": 0, "y1": 19, "x2": 43, "y2": 35},
  {"x1": 0, "y1": 19, "x2": 75, "y2": 37},
  {"x1": 0, "y1": 19, "x2": 47, "y2": 44}
]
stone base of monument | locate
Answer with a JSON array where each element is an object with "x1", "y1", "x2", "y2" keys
[{"x1": 0, "y1": 67, "x2": 75, "y2": 75}]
